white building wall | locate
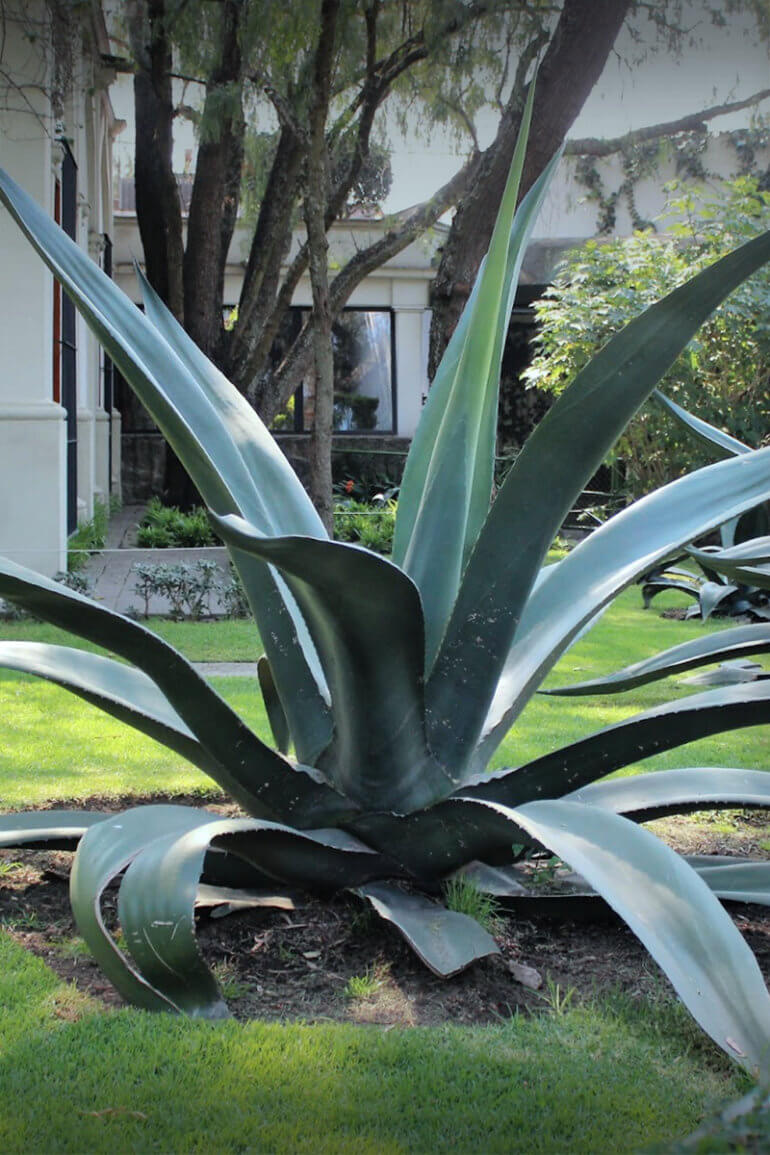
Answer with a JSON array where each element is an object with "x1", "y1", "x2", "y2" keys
[
  {"x1": 0, "y1": 4, "x2": 66, "y2": 575},
  {"x1": 0, "y1": 4, "x2": 118, "y2": 575}
]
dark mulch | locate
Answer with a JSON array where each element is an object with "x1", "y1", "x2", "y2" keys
[{"x1": 2, "y1": 795, "x2": 770, "y2": 1027}]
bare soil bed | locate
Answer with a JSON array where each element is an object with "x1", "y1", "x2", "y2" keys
[{"x1": 3, "y1": 793, "x2": 770, "y2": 1028}]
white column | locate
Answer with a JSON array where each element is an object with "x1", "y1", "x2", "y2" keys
[{"x1": 0, "y1": 10, "x2": 67, "y2": 575}]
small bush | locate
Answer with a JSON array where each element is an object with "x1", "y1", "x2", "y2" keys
[
  {"x1": 333, "y1": 498, "x2": 396, "y2": 555},
  {"x1": 137, "y1": 497, "x2": 219, "y2": 548},
  {"x1": 132, "y1": 560, "x2": 221, "y2": 620}
]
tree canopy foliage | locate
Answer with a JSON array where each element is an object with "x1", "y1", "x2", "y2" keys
[{"x1": 525, "y1": 177, "x2": 770, "y2": 497}]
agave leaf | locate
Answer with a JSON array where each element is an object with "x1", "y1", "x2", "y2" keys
[
  {"x1": 353, "y1": 881, "x2": 499, "y2": 977},
  {"x1": 257, "y1": 656, "x2": 290, "y2": 754},
  {"x1": 690, "y1": 859, "x2": 770, "y2": 906},
  {"x1": 0, "y1": 166, "x2": 332, "y2": 764},
  {"x1": 641, "y1": 577, "x2": 701, "y2": 609},
  {"x1": 427, "y1": 231, "x2": 770, "y2": 776},
  {"x1": 211, "y1": 513, "x2": 454, "y2": 811},
  {"x1": 543, "y1": 622, "x2": 770, "y2": 696},
  {"x1": 653, "y1": 390, "x2": 751, "y2": 458},
  {"x1": 690, "y1": 538, "x2": 770, "y2": 568},
  {"x1": 475, "y1": 445, "x2": 770, "y2": 770},
  {"x1": 0, "y1": 810, "x2": 107, "y2": 850},
  {"x1": 114, "y1": 814, "x2": 389, "y2": 1015},
  {"x1": 351, "y1": 798, "x2": 535, "y2": 881},
  {"x1": 511, "y1": 799, "x2": 770, "y2": 1071},
  {"x1": 566, "y1": 767, "x2": 770, "y2": 822},
  {"x1": 392, "y1": 87, "x2": 560, "y2": 663},
  {"x1": 138, "y1": 271, "x2": 332, "y2": 761},
  {"x1": 70, "y1": 805, "x2": 219, "y2": 1013},
  {"x1": 700, "y1": 580, "x2": 740, "y2": 620},
  {"x1": 136, "y1": 269, "x2": 323, "y2": 538},
  {"x1": 0, "y1": 641, "x2": 217, "y2": 773},
  {"x1": 0, "y1": 557, "x2": 350, "y2": 826},
  {"x1": 464, "y1": 679, "x2": 770, "y2": 809}
]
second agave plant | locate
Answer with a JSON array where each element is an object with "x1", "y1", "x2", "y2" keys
[{"x1": 2, "y1": 89, "x2": 770, "y2": 1072}]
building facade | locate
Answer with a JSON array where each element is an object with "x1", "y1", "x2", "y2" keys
[{"x1": 0, "y1": 1, "x2": 120, "y2": 575}]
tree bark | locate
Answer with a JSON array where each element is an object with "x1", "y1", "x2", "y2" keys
[
  {"x1": 129, "y1": 0, "x2": 184, "y2": 318},
  {"x1": 428, "y1": 0, "x2": 632, "y2": 376},
  {"x1": 164, "y1": 0, "x2": 245, "y2": 508},
  {"x1": 304, "y1": 0, "x2": 340, "y2": 533}
]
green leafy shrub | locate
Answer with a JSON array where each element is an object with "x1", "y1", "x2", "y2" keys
[
  {"x1": 67, "y1": 499, "x2": 110, "y2": 572},
  {"x1": 333, "y1": 498, "x2": 396, "y2": 554},
  {"x1": 132, "y1": 560, "x2": 222, "y2": 620},
  {"x1": 3, "y1": 93, "x2": 770, "y2": 1075},
  {"x1": 137, "y1": 497, "x2": 220, "y2": 548},
  {"x1": 526, "y1": 177, "x2": 770, "y2": 498}
]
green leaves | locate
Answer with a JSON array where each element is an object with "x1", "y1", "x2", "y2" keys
[
  {"x1": 513, "y1": 800, "x2": 770, "y2": 1073},
  {"x1": 354, "y1": 881, "x2": 499, "y2": 977},
  {"x1": 0, "y1": 641, "x2": 216, "y2": 774},
  {"x1": 427, "y1": 228, "x2": 770, "y2": 779},
  {"x1": 392, "y1": 79, "x2": 560, "y2": 665},
  {"x1": 0, "y1": 556, "x2": 349, "y2": 827},
  {"x1": 212, "y1": 513, "x2": 454, "y2": 811},
  {"x1": 543, "y1": 622, "x2": 770, "y2": 696},
  {"x1": 474, "y1": 445, "x2": 770, "y2": 770},
  {"x1": 72, "y1": 805, "x2": 391, "y2": 1016}
]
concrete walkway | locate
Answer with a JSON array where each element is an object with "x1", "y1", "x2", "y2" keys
[{"x1": 82, "y1": 505, "x2": 258, "y2": 677}]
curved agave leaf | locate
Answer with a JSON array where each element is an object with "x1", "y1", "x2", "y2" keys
[
  {"x1": 136, "y1": 269, "x2": 323, "y2": 538},
  {"x1": 691, "y1": 859, "x2": 770, "y2": 906},
  {"x1": 700, "y1": 580, "x2": 741, "y2": 620},
  {"x1": 0, "y1": 166, "x2": 332, "y2": 764},
  {"x1": 475, "y1": 445, "x2": 770, "y2": 770},
  {"x1": 543, "y1": 622, "x2": 770, "y2": 696},
  {"x1": 138, "y1": 271, "x2": 332, "y2": 762},
  {"x1": 653, "y1": 390, "x2": 751, "y2": 458},
  {"x1": 0, "y1": 557, "x2": 350, "y2": 826},
  {"x1": 257, "y1": 656, "x2": 290, "y2": 754},
  {"x1": 212, "y1": 513, "x2": 454, "y2": 811},
  {"x1": 0, "y1": 810, "x2": 106, "y2": 850},
  {"x1": 0, "y1": 641, "x2": 217, "y2": 773},
  {"x1": 70, "y1": 805, "x2": 219, "y2": 1013},
  {"x1": 392, "y1": 87, "x2": 560, "y2": 663},
  {"x1": 350, "y1": 797, "x2": 535, "y2": 881},
  {"x1": 511, "y1": 799, "x2": 770, "y2": 1072},
  {"x1": 641, "y1": 576, "x2": 701, "y2": 608},
  {"x1": 464, "y1": 679, "x2": 770, "y2": 809},
  {"x1": 689, "y1": 545, "x2": 770, "y2": 592},
  {"x1": 690, "y1": 538, "x2": 770, "y2": 569},
  {"x1": 427, "y1": 230, "x2": 770, "y2": 777},
  {"x1": 566, "y1": 767, "x2": 770, "y2": 822},
  {"x1": 98, "y1": 810, "x2": 389, "y2": 1015},
  {"x1": 353, "y1": 881, "x2": 499, "y2": 977}
]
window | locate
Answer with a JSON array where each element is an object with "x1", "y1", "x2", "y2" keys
[{"x1": 271, "y1": 308, "x2": 395, "y2": 434}]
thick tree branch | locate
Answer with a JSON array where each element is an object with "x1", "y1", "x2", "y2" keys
[{"x1": 566, "y1": 88, "x2": 770, "y2": 157}]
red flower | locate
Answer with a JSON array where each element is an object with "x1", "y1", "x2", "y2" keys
[{"x1": 344, "y1": 479, "x2": 354, "y2": 494}]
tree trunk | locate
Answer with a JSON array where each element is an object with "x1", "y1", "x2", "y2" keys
[
  {"x1": 304, "y1": 0, "x2": 340, "y2": 533},
  {"x1": 163, "y1": 0, "x2": 245, "y2": 509},
  {"x1": 123, "y1": 0, "x2": 185, "y2": 505},
  {"x1": 130, "y1": 0, "x2": 184, "y2": 318},
  {"x1": 428, "y1": 0, "x2": 632, "y2": 376}
]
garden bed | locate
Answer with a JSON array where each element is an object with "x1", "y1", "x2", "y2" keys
[{"x1": 3, "y1": 796, "x2": 770, "y2": 1030}]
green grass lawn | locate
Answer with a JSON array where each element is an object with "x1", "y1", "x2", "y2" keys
[
  {"x1": 0, "y1": 585, "x2": 765, "y2": 807},
  {"x1": 0, "y1": 934, "x2": 745, "y2": 1154},
  {"x1": 0, "y1": 586, "x2": 766, "y2": 1151}
]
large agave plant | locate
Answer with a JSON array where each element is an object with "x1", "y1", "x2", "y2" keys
[{"x1": 4, "y1": 99, "x2": 770, "y2": 1071}]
